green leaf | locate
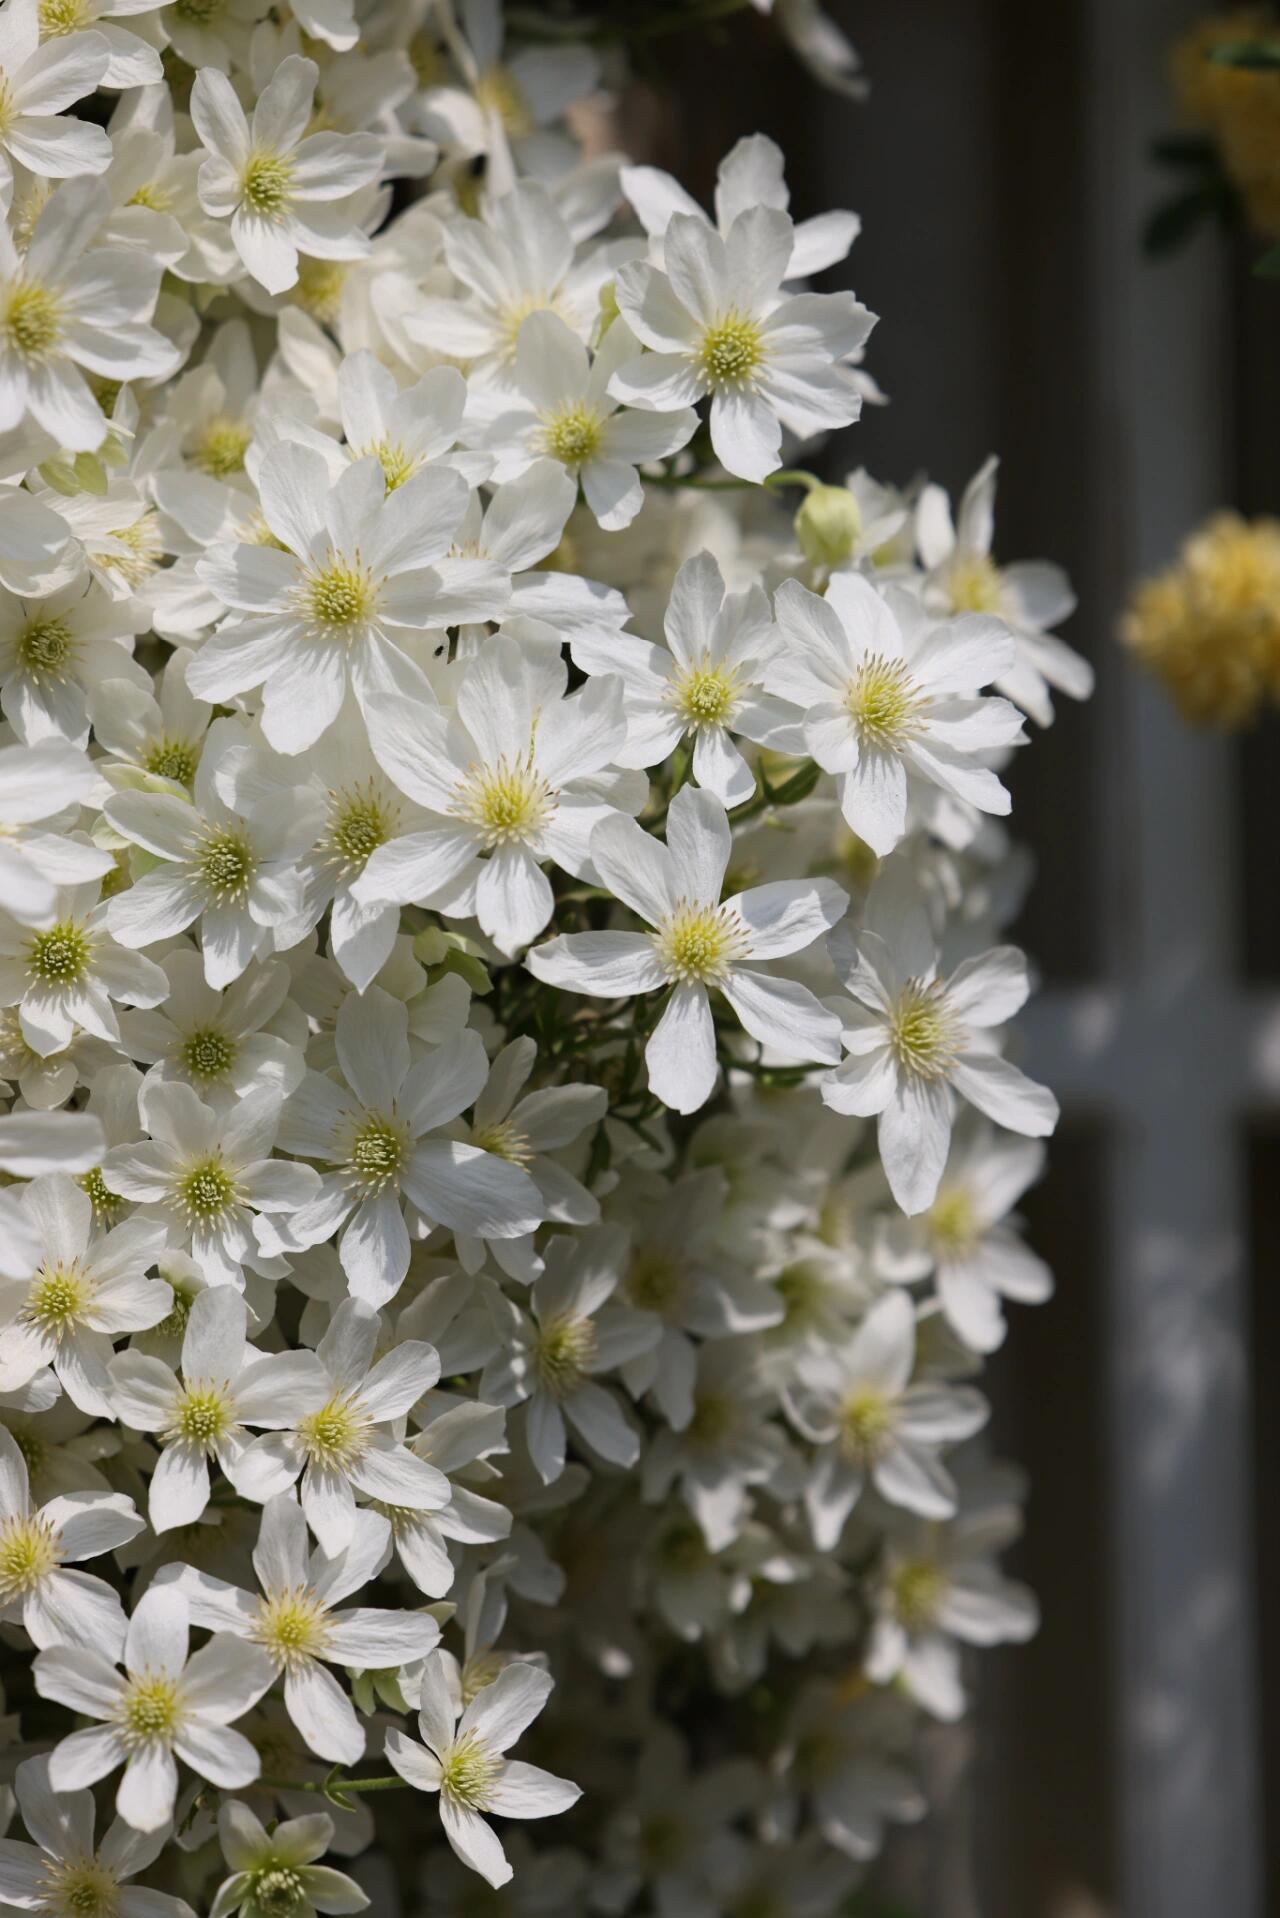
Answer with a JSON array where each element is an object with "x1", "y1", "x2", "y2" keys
[
  {"x1": 1254, "y1": 242, "x2": 1280, "y2": 277},
  {"x1": 1208, "y1": 37, "x2": 1280, "y2": 69},
  {"x1": 1143, "y1": 181, "x2": 1228, "y2": 255},
  {"x1": 1150, "y1": 133, "x2": 1216, "y2": 170}
]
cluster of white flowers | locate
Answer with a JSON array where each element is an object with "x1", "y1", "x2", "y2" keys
[{"x1": 0, "y1": 0, "x2": 1091, "y2": 1910}]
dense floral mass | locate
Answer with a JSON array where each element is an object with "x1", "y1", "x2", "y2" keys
[{"x1": 0, "y1": 0, "x2": 1091, "y2": 1909}]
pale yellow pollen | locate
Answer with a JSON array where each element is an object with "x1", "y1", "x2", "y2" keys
[
  {"x1": 669, "y1": 662, "x2": 739, "y2": 729},
  {"x1": 106, "y1": 513, "x2": 163, "y2": 590},
  {"x1": 624, "y1": 1246, "x2": 686, "y2": 1315},
  {"x1": 327, "y1": 783, "x2": 396, "y2": 867},
  {"x1": 241, "y1": 150, "x2": 294, "y2": 217},
  {"x1": 534, "y1": 1312, "x2": 596, "y2": 1397},
  {"x1": 254, "y1": 1587, "x2": 330, "y2": 1667},
  {"x1": 892, "y1": 1558, "x2": 948, "y2": 1632},
  {"x1": 0, "y1": 1512, "x2": 58, "y2": 1594},
  {"x1": 127, "y1": 180, "x2": 173, "y2": 212},
  {"x1": 298, "y1": 1394, "x2": 368, "y2": 1469},
  {"x1": 347, "y1": 1114, "x2": 406, "y2": 1190},
  {"x1": 888, "y1": 980, "x2": 958, "y2": 1080},
  {"x1": 38, "y1": 0, "x2": 90, "y2": 33},
  {"x1": 195, "y1": 415, "x2": 252, "y2": 479},
  {"x1": 171, "y1": 1383, "x2": 232, "y2": 1445},
  {"x1": 927, "y1": 1183, "x2": 980, "y2": 1256},
  {"x1": 470, "y1": 1118, "x2": 534, "y2": 1167},
  {"x1": 453, "y1": 757, "x2": 554, "y2": 847},
  {"x1": 304, "y1": 561, "x2": 377, "y2": 632},
  {"x1": 653, "y1": 901, "x2": 747, "y2": 984},
  {"x1": 1, "y1": 280, "x2": 63, "y2": 362},
  {"x1": 845, "y1": 653, "x2": 926, "y2": 748},
  {"x1": 177, "y1": 1158, "x2": 239, "y2": 1221},
  {"x1": 840, "y1": 1386, "x2": 894, "y2": 1459},
  {"x1": 143, "y1": 737, "x2": 199, "y2": 786},
  {"x1": 16, "y1": 614, "x2": 73, "y2": 677},
  {"x1": 356, "y1": 439, "x2": 418, "y2": 491},
  {"x1": 697, "y1": 313, "x2": 763, "y2": 387},
  {"x1": 118, "y1": 1674, "x2": 182, "y2": 1744},
  {"x1": 27, "y1": 921, "x2": 90, "y2": 986},
  {"x1": 24, "y1": 1263, "x2": 93, "y2": 1338},
  {"x1": 542, "y1": 403, "x2": 602, "y2": 466},
  {"x1": 39, "y1": 1857, "x2": 120, "y2": 1917},
  {"x1": 439, "y1": 1733, "x2": 500, "y2": 1808},
  {"x1": 474, "y1": 64, "x2": 534, "y2": 139},
  {"x1": 945, "y1": 553, "x2": 1005, "y2": 614},
  {"x1": 197, "y1": 827, "x2": 255, "y2": 903}
]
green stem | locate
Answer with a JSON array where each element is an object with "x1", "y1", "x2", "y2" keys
[
  {"x1": 258, "y1": 1773, "x2": 409, "y2": 1796},
  {"x1": 645, "y1": 467, "x2": 819, "y2": 495}
]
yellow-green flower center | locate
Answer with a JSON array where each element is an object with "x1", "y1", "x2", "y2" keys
[
  {"x1": 181, "y1": 1023, "x2": 237, "y2": 1083},
  {"x1": 241, "y1": 151, "x2": 294, "y2": 216},
  {"x1": 304, "y1": 561, "x2": 376, "y2": 630},
  {"x1": 197, "y1": 827, "x2": 255, "y2": 902},
  {"x1": 888, "y1": 981, "x2": 958, "y2": 1080},
  {"x1": 945, "y1": 553, "x2": 1004, "y2": 614},
  {"x1": 195, "y1": 415, "x2": 251, "y2": 479},
  {"x1": 80, "y1": 1165, "x2": 123, "y2": 1224},
  {"x1": 892, "y1": 1558, "x2": 948, "y2": 1631},
  {"x1": 927, "y1": 1184, "x2": 980, "y2": 1256},
  {"x1": 653, "y1": 902, "x2": 745, "y2": 983},
  {"x1": 127, "y1": 180, "x2": 172, "y2": 212},
  {"x1": 40, "y1": 1858, "x2": 120, "y2": 1917},
  {"x1": 474, "y1": 64, "x2": 533, "y2": 138},
  {"x1": 25, "y1": 1264, "x2": 91, "y2": 1335},
  {"x1": 329, "y1": 786, "x2": 394, "y2": 866},
  {"x1": 470, "y1": 1118, "x2": 533, "y2": 1167},
  {"x1": 254, "y1": 1588, "x2": 329, "y2": 1667},
  {"x1": 173, "y1": 1383, "x2": 231, "y2": 1445},
  {"x1": 0, "y1": 1513, "x2": 58, "y2": 1594},
  {"x1": 17, "y1": 614, "x2": 72, "y2": 676},
  {"x1": 357, "y1": 439, "x2": 418, "y2": 491},
  {"x1": 534, "y1": 1312, "x2": 596, "y2": 1397},
  {"x1": 697, "y1": 314, "x2": 763, "y2": 387},
  {"x1": 454, "y1": 758, "x2": 553, "y2": 847},
  {"x1": 625, "y1": 1247, "x2": 685, "y2": 1315},
  {"x1": 348, "y1": 1114, "x2": 405, "y2": 1189},
  {"x1": 840, "y1": 1386, "x2": 893, "y2": 1458},
  {"x1": 1, "y1": 280, "x2": 63, "y2": 362},
  {"x1": 298, "y1": 1394, "x2": 367, "y2": 1468},
  {"x1": 542, "y1": 403, "x2": 601, "y2": 466},
  {"x1": 28, "y1": 921, "x2": 89, "y2": 985},
  {"x1": 178, "y1": 1158, "x2": 237, "y2": 1220},
  {"x1": 39, "y1": 0, "x2": 90, "y2": 33},
  {"x1": 249, "y1": 1865, "x2": 308, "y2": 1914},
  {"x1": 119, "y1": 1674, "x2": 182, "y2": 1743},
  {"x1": 672, "y1": 664, "x2": 737, "y2": 728},
  {"x1": 143, "y1": 737, "x2": 199, "y2": 786},
  {"x1": 440, "y1": 1733, "x2": 500, "y2": 1809},
  {"x1": 846, "y1": 653, "x2": 925, "y2": 748}
]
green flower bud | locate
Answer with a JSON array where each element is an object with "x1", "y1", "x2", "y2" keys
[{"x1": 795, "y1": 483, "x2": 862, "y2": 571}]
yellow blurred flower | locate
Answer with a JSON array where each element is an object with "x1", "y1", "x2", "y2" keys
[
  {"x1": 1174, "y1": 9, "x2": 1280, "y2": 235},
  {"x1": 1121, "y1": 511, "x2": 1280, "y2": 725}
]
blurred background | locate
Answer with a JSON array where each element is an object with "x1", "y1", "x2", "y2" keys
[{"x1": 619, "y1": 2, "x2": 1276, "y2": 1914}]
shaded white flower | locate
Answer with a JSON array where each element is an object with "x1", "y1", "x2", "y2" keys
[
  {"x1": 917, "y1": 455, "x2": 1093, "y2": 726},
  {"x1": 824, "y1": 899, "x2": 1057, "y2": 1214},
  {"x1": 528, "y1": 785, "x2": 846, "y2": 1115},
  {"x1": 34, "y1": 1582, "x2": 275, "y2": 1832},
  {"x1": 572, "y1": 549, "x2": 798, "y2": 807},
  {"x1": 784, "y1": 1290, "x2": 988, "y2": 1547},
  {"x1": 0, "y1": 738, "x2": 111, "y2": 928},
  {"x1": 100, "y1": 1080, "x2": 320, "y2": 1288},
  {"x1": 106, "y1": 1284, "x2": 329, "y2": 1531},
  {"x1": 162, "y1": 1494, "x2": 438, "y2": 1764},
  {"x1": 877, "y1": 1123, "x2": 1052, "y2": 1352},
  {"x1": 767, "y1": 572, "x2": 1024, "y2": 856},
  {"x1": 0, "y1": 1753, "x2": 195, "y2": 1918},
  {"x1": 0, "y1": 1173, "x2": 170, "y2": 1413},
  {"x1": 119, "y1": 949, "x2": 305, "y2": 1109},
  {"x1": 188, "y1": 443, "x2": 507, "y2": 753},
  {"x1": 191, "y1": 55, "x2": 384, "y2": 295},
  {"x1": 0, "y1": 178, "x2": 178, "y2": 452},
  {"x1": 0, "y1": 880, "x2": 167, "y2": 1056},
  {"x1": 272, "y1": 988, "x2": 542, "y2": 1305},
  {"x1": 0, "y1": 573, "x2": 147, "y2": 746},
  {"x1": 0, "y1": 1422, "x2": 143, "y2": 1655},
  {"x1": 233, "y1": 1295, "x2": 449, "y2": 1556},
  {"x1": 0, "y1": 0, "x2": 111, "y2": 203},
  {"x1": 481, "y1": 1228, "x2": 658, "y2": 1483},
  {"x1": 355, "y1": 638, "x2": 640, "y2": 956},
  {"x1": 385, "y1": 1652, "x2": 580, "y2": 1889},
  {"x1": 104, "y1": 719, "x2": 324, "y2": 988},
  {"x1": 610, "y1": 206, "x2": 873, "y2": 481},
  {"x1": 483, "y1": 312, "x2": 696, "y2": 531},
  {"x1": 210, "y1": 1800, "x2": 367, "y2": 1918}
]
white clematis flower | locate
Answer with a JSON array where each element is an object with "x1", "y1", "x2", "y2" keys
[
  {"x1": 0, "y1": 1753, "x2": 195, "y2": 1918},
  {"x1": 160, "y1": 1493, "x2": 439, "y2": 1764},
  {"x1": 0, "y1": 1422, "x2": 143, "y2": 1656},
  {"x1": 385, "y1": 1652, "x2": 580, "y2": 1889},
  {"x1": 528, "y1": 785, "x2": 847, "y2": 1115},
  {"x1": 191, "y1": 55, "x2": 384, "y2": 295},
  {"x1": 34, "y1": 1583, "x2": 275, "y2": 1832},
  {"x1": 106, "y1": 1284, "x2": 330, "y2": 1532},
  {"x1": 767, "y1": 572, "x2": 1025, "y2": 857},
  {"x1": 784, "y1": 1290, "x2": 988, "y2": 1548}
]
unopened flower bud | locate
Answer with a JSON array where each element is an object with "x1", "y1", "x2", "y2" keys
[{"x1": 795, "y1": 483, "x2": 861, "y2": 570}]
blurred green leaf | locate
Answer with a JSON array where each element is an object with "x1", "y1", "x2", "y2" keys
[
  {"x1": 1209, "y1": 38, "x2": 1280, "y2": 69},
  {"x1": 1143, "y1": 180, "x2": 1232, "y2": 255},
  {"x1": 1254, "y1": 242, "x2": 1280, "y2": 277}
]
